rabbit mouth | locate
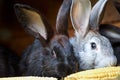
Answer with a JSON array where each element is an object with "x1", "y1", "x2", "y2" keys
[
  {"x1": 41, "y1": 69, "x2": 60, "y2": 78},
  {"x1": 41, "y1": 66, "x2": 68, "y2": 78}
]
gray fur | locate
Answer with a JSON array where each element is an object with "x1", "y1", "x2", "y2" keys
[
  {"x1": 14, "y1": 0, "x2": 78, "y2": 78},
  {"x1": 70, "y1": 0, "x2": 117, "y2": 71},
  {"x1": 99, "y1": 1, "x2": 120, "y2": 66}
]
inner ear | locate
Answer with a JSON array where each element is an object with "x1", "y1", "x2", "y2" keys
[
  {"x1": 70, "y1": 0, "x2": 91, "y2": 37},
  {"x1": 14, "y1": 4, "x2": 54, "y2": 41},
  {"x1": 89, "y1": 0, "x2": 108, "y2": 30},
  {"x1": 56, "y1": 0, "x2": 72, "y2": 37}
]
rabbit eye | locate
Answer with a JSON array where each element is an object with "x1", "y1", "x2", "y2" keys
[
  {"x1": 52, "y1": 50, "x2": 56, "y2": 58},
  {"x1": 91, "y1": 42, "x2": 96, "y2": 50}
]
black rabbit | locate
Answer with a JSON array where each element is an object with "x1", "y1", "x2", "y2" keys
[
  {"x1": 99, "y1": 1, "x2": 120, "y2": 66},
  {"x1": 14, "y1": 0, "x2": 78, "y2": 79},
  {"x1": 0, "y1": 45, "x2": 20, "y2": 77}
]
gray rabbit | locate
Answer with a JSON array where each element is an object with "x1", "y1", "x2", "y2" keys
[
  {"x1": 100, "y1": 1, "x2": 120, "y2": 66},
  {"x1": 70, "y1": 0, "x2": 117, "y2": 71},
  {"x1": 14, "y1": 0, "x2": 78, "y2": 79}
]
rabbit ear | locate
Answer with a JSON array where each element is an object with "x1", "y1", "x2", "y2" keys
[
  {"x1": 56, "y1": 0, "x2": 72, "y2": 37},
  {"x1": 14, "y1": 4, "x2": 54, "y2": 41},
  {"x1": 70, "y1": 0, "x2": 91, "y2": 37},
  {"x1": 114, "y1": 1, "x2": 120, "y2": 14},
  {"x1": 89, "y1": 0, "x2": 108, "y2": 30},
  {"x1": 99, "y1": 24, "x2": 120, "y2": 43}
]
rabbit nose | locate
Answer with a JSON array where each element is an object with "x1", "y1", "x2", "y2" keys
[
  {"x1": 110, "y1": 55, "x2": 117, "y2": 66},
  {"x1": 106, "y1": 54, "x2": 117, "y2": 66}
]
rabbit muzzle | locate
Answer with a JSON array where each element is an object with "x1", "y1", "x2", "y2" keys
[
  {"x1": 94, "y1": 50, "x2": 117, "y2": 68},
  {"x1": 94, "y1": 55, "x2": 117, "y2": 68},
  {"x1": 57, "y1": 64, "x2": 73, "y2": 77}
]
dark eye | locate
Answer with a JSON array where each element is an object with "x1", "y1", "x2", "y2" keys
[
  {"x1": 91, "y1": 42, "x2": 96, "y2": 50},
  {"x1": 52, "y1": 50, "x2": 56, "y2": 58}
]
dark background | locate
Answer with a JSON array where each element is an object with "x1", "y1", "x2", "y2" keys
[{"x1": 0, "y1": 0, "x2": 120, "y2": 56}]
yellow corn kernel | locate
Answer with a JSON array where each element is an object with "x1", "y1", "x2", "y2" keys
[
  {"x1": 0, "y1": 76, "x2": 57, "y2": 80},
  {"x1": 64, "y1": 66, "x2": 120, "y2": 80}
]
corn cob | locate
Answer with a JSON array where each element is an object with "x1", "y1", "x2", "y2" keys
[
  {"x1": 64, "y1": 66, "x2": 120, "y2": 80},
  {"x1": 0, "y1": 76, "x2": 57, "y2": 80}
]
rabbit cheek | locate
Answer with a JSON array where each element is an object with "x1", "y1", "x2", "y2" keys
[
  {"x1": 94, "y1": 55, "x2": 117, "y2": 68},
  {"x1": 78, "y1": 51, "x2": 95, "y2": 70},
  {"x1": 78, "y1": 42, "x2": 97, "y2": 70},
  {"x1": 94, "y1": 56, "x2": 117, "y2": 68},
  {"x1": 97, "y1": 39, "x2": 117, "y2": 67}
]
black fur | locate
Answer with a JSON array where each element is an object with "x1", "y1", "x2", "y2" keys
[
  {"x1": 0, "y1": 45, "x2": 20, "y2": 77},
  {"x1": 112, "y1": 43, "x2": 120, "y2": 66},
  {"x1": 19, "y1": 38, "x2": 77, "y2": 78},
  {"x1": 14, "y1": 0, "x2": 78, "y2": 79}
]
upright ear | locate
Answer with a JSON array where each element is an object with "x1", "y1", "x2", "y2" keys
[
  {"x1": 99, "y1": 24, "x2": 120, "y2": 43},
  {"x1": 56, "y1": 0, "x2": 72, "y2": 37},
  {"x1": 114, "y1": 1, "x2": 120, "y2": 14},
  {"x1": 89, "y1": 0, "x2": 108, "y2": 30},
  {"x1": 70, "y1": 0, "x2": 91, "y2": 37},
  {"x1": 14, "y1": 4, "x2": 54, "y2": 41}
]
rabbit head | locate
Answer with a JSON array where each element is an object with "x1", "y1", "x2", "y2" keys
[
  {"x1": 99, "y1": 1, "x2": 120, "y2": 66},
  {"x1": 14, "y1": 0, "x2": 78, "y2": 78},
  {"x1": 70, "y1": 0, "x2": 117, "y2": 70}
]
